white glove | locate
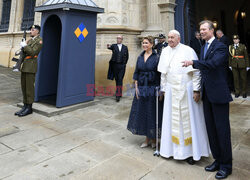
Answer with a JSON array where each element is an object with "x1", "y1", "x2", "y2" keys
[
  {"x1": 247, "y1": 67, "x2": 250, "y2": 71},
  {"x1": 20, "y1": 41, "x2": 27, "y2": 47},
  {"x1": 229, "y1": 67, "x2": 232, "y2": 70}
]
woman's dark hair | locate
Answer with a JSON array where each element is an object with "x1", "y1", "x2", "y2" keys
[{"x1": 143, "y1": 36, "x2": 154, "y2": 45}]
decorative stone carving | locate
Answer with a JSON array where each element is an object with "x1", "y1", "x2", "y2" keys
[
  {"x1": 158, "y1": 0, "x2": 176, "y2": 35},
  {"x1": 106, "y1": 16, "x2": 119, "y2": 24}
]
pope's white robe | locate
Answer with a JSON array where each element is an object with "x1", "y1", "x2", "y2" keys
[{"x1": 158, "y1": 43, "x2": 210, "y2": 161}]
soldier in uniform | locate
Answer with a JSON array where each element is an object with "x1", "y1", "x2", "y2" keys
[
  {"x1": 154, "y1": 34, "x2": 168, "y2": 56},
  {"x1": 15, "y1": 25, "x2": 43, "y2": 117},
  {"x1": 229, "y1": 35, "x2": 249, "y2": 98}
]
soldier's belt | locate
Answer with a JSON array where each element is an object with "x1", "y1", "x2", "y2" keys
[
  {"x1": 233, "y1": 56, "x2": 244, "y2": 58},
  {"x1": 25, "y1": 55, "x2": 38, "y2": 60}
]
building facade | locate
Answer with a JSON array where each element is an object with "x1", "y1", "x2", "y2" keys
[
  {"x1": 0, "y1": 0, "x2": 176, "y2": 90},
  {"x1": 0, "y1": 0, "x2": 249, "y2": 90}
]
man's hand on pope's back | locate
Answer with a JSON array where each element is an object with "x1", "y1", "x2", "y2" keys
[
  {"x1": 193, "y1": 91, "x2": 200, "y2": 103},
  {"x1": 182, "y1": 60, "x2": 194, "y2": 67},
  {"x1": 159, "y1": 91, "x2": 165, "y2": 101}
]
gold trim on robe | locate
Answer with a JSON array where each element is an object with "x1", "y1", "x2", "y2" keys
[{"x1": 167, "y1": 73, "x2": 192, "y2": 146}]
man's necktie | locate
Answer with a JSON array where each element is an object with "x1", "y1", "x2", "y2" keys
[{"x1": 204, "y1": 42, "x2": 209, "y2": 59}]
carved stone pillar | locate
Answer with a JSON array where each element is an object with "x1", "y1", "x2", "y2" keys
[
  {"x1": 34, "y1": 0, "x2": 44, "y2": 25},
  {"x1": 0, "y1": 0, "x2": 3, "y2": 24},
  {"x1": 14, "y1": 0, "x2": 25, "y2": 31},
  {"x1": 158, "y1": 0, "x2": 176, "y2": 35},
  {"x1": 8, "y1": 0, "x2": 17, "y2": 32},
  {"x1": 142, "y1": 0, "x2": 162, "y2": 36}
]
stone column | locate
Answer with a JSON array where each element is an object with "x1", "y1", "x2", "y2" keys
[
  {"x1": 142, "y1": 0, "x2": 162, "y2": 36},
  {"x1": 34, "y1": 0, "x2": 44, "y2": 25},
  {"x1": 8, "y1": 0, "x2": 17, "y2": 32},
  {"x1": 158, "y1": 0, "x2": 176, "y2": 35},
  {"x1": 14, "y1": 0, "x2": 25, "y2": 32},
  {"x1": 0, "y1": 0, "x2": 3, "y2": 24}
]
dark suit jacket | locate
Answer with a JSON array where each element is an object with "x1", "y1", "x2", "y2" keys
[
  {"x1": 193, "y1": 38, "x2": 233, "y2": 104},
  {"x1": 190, "y1": 38, "x2": 204, "y2": 57},
  {"x1": 108, "y1": 44, "x2": 129, "y2": 64},
  {"x1": 219, "y1": 35, "x2": 230, "y2": 47}
]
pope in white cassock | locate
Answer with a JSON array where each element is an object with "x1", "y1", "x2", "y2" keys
[{"x1": 158, "y1": 30, "x2": 210, "y2": 164}]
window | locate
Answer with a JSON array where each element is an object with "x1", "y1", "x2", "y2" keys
[
  {"x1": 21, "y1": 0, "x2": 36, "y2": 30},
  {"x1": 0, "y1": 0, "x2": 12, "y2": 32}
]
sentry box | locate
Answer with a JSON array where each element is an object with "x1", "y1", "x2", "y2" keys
[{"x1": 34, "y1": 0, "x2": 104, "y2": 107}]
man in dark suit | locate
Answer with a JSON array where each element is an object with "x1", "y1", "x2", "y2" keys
[
  {"x1": 190, "y1": 31, "x2": 204, "y2": 57},
  {"x1": 182, "y1": 20, "x2": 233, "y2": 179},
  {"x1": 216, "y1": 30, "x2": 230, "y2": 47},
  {"x1": 107, "y1": 35, "x2": 129, "y2": 102},
  {"x1": 216, "y1": 30, "x2": 234, "y2": 93}
]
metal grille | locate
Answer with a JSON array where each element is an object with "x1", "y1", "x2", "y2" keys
[
  {"x1": 21, "y1": 0, "x2": 36, "y2": 30},
  {"x1": 0, "y1": 0, "x2": 12, "y2": 32}
]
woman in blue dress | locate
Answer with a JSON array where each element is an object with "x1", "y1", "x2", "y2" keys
[{"x1": 127, "y1": 36, "x2": 162, "y2": 148}]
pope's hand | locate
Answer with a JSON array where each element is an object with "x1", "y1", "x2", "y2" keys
[{"x1": 182, "y1": 60, "x2": 193, "y2": 67}]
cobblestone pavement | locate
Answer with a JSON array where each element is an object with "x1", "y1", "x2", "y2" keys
[{"x1": 0, "y1": 66, "x2": 249, "y2": 180}]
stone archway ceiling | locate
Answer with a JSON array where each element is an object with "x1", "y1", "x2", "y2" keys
[{"x1": 43, "y1": 0, "x2": 98, "y2": 8}]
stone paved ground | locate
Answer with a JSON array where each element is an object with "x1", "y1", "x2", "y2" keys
[{"x1": 0, "y1": 66, "x2": 249, "y2": 180}]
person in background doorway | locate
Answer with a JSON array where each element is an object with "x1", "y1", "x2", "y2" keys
[{"x1": 190, "y1": 31, "x2": 204, "y2": 57}]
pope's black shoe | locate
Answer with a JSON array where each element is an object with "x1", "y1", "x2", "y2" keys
[
  {"x1": 242, "y1": 94, "x2": 247, "y2": 98},
  {"x1": 215, "y1": 169, "x2": 232, "y2": 179},
  {"x1": 186, "y1": 157, "x2": 195, "y2": 165},
  {"x1": 14, "y1": 104, "x2": 27, "y2": 116},
  {"x1": 205, "y1": 161, "x2": 220, "y2": 172},
  {"x1": 235, "y1": 94, "x2": 239, "y2": 98},
  {"x1": 18, "y1": 104, "x2": 33, "y2": 117}
]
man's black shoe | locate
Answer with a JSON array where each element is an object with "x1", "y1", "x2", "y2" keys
[
  {"x1": 186, "y1": 157, "x2": 195, "y2": 165},
  {"x1": 243, "y1": 94, "x2": 247, "y2": 98},
  {"x1": 116, "y1": 96, "x2": 120, "y2": 102},
  {"x1": 205, "y1": 161, "x2": 220, "y2": 172},
  {"x1": 215, "y1": 169, "x2": 232, "y2": 179},
  {"x1": 14, "y1": 104, "x2": 27, "y2": 116},
  {"x1": 235, "y1": 94, "x2": 240, "y2": 98},
  {"x1": 18, "y1": 104, "x2": 33, "y2": 117}
]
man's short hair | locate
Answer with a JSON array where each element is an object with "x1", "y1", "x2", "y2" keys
[
  {"x1": 216, "y1": 29, "x2": 223, "y2": 34},
  {"x1": 199, "y1": 20, "x2": 214, "y2": 30},
  {"x1": 195, "y1": 31, "x2": 200, "y2": 35},
  {"x1": 117, "y1": 35, "x2": 123, "y2": 39}
]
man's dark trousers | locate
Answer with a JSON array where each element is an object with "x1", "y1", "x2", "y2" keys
[
  {"x1": 202, "y1": 88, "x2": 232, "y2": 170},
  {"x1": 111, "y1": 62, "x2": 126, "y2": 97}
]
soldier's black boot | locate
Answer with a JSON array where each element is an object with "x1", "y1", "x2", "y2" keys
[
  {"x1": 18, "y1": 104, "x2": 33, "y2": 117},
  {"x1": 14, "y1": 104, "x2": 27, "y2": 116}
]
